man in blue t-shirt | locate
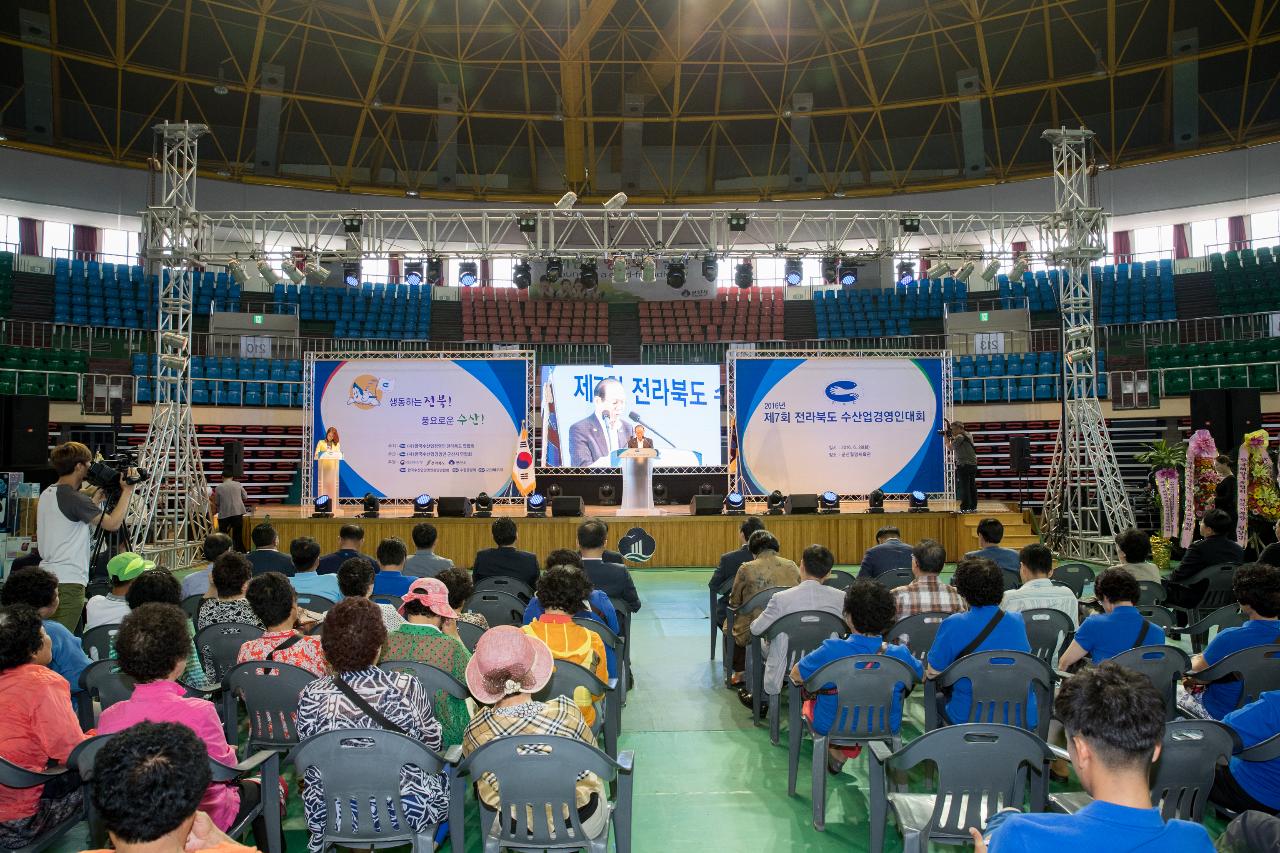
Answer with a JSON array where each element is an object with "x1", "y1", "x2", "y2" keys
[
  {"x1": 1059, "y1": 567, "x2": 1166, "y2": 668},
  {"x1": 971, "y1": 662, "x2": 1214, "y2": 853},
  {"x1": 1213, "y1": 690, "x2": 1280, "y2": 814},
  {"x1": 1190, "y1": 562, "x2": 1280, "y2": 719},
  {"x1": 791, "y1": 579, "x2": 923, "y2": 775},
  {"x1": 926, "y1": 557, "x2": 1032, "y2": 725}
]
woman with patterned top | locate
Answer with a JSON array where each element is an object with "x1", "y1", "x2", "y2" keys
[
  {"x1": 437, "y1": 567, "x2": 490, "y2": 630},
  {"x1": 382, "y1": 577, "x2": 472, "y2": 746},
  {"x1": 296, "y1": 598, "x2": 448, "y2": 852},
  {"x1": 236, "y1": 572, "x2": 328, "y2": 678},
  {"x1": 113, "y1": 569, "x2": 213, "y2": 691},
  {"x1": 523, "y1": 566, "x2": 608, "y2": 727},
  {"x1": 196, "y1": 552, "x2": 263, "y2": 631},
  {"x1": 462, "y1": 626, "x2": 607, "y2": 837},
  {"x1": 337, "y1": 557, "x2": 405, "y2": 633}
]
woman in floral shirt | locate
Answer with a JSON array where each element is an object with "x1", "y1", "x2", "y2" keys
[{"x1": 382, "y1": 578, "x2": 471, "y2": 745}]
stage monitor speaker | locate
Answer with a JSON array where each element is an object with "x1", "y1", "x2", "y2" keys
[
  {"x1": 785, "y1": 493, "x2": 819, "y2": 515},
  {"x1": 552, "y1": 496, "x2": 585, "y2": 517},
  {"x1": 690, "y1": 494, "x2": 723, "y2": 516},
  {"x1": 220, "y1": 439, "x2": 244, "y2": 477},
  {"x1": 1009, "y1": 435, "x2": 1031, "y2": 475},
  {"x1": 437, "y1": 496, "x2": 473, "y2": 518},
  {"x1": 0, "y1": 395, "x2": 50, "y2": 469},
  {"x1": 1190, "y1": 389, "x2": 1261, "y2": 454}
]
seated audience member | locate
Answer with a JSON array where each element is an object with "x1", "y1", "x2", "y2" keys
[
  {"x1": 1165, "y1": 509, "x2": 1245, "y2": 614},
  {"x1": 196, "y1": 552, "x2": 263, "y2": 630},
  {"x1": 437, "y1": 567, "x2": 490, "y2": 630},
  {"x1": 296, "y1": 598, "x2": 448, "y2": 850},
  {"x1": 893, "y1": 539, "x2": 965, "y2": 620},
  {"x1": 383, "y1": 578, "x2": 472, "y2": 746},
  {"x1": 1213, "y1": 690, "x2": 1280, "y2": 815},
  {"x1": 99, "y1": 603, "x2": 266, "y2": 838},
  {"x1": 857, "y1": 526, "x2": 914, "y2": 580},
  {"x1": 287, "y1": 536, "x2": 342, "y2": 602},
  {"x1": 316, "y1": 523, "x2": 379, "y2": 575},
  {"x1": 1217, "y1": 810, "x2": 1280, "y2": 853},
  {"x1": 462, "y1": 626, "x2": 607, "y2": 837},
  {"x1": 708, "y1": 517, "x2": 766, "y2": 628},
  {"x1": 87, "y1": 722, "x2": 261, "y2": 853},
  {"x1": 182, "y1": 532, "x2": 234, "y2": 599},
  {"x1": 524, "y1": 567, "x2": 609, "y2": 726},
  {"x1": 964, "y1": 518, "x2": 1021, "y2": 585},
  {"x1": 246, "y1": 523, "x2": 295, "y2": 577},
  {"x1": 748, "y1": 544, "x2": 845, "y2": 706},
  {"x1": 86, "y1": 552, "x2": 154, "y2": 630},
  {"x1": 473, "y1": 517, "x2": 540, "y2": 588},
  {"x1": 238, "y1": 572, "x2": 328, "y2": 677},
  {"x1": 404, "y1": 522, "x2": 453, "y2": 578},
  {"x1": 578, "y1": 518, "x2": 642, "y2": 613},
  {"x1": 971, "y1": 663, "x2": 1213, "y2": 853},
  {"x1": 0, "y1": 567, "x2": 90, "y2": 694},
  {"x1": 338, "y1": 557, "x2": 404, "y2": 632},
  {"x1": 1059, "y1": 568, "x2": 1164, "y2": 668},
  {"x1": 523, "y1": 550, "x2": 620, "y2": 679},
  {"x1": 1188, "y1": 562, "x2": 1280, "y2": 719},
  {"x1": 372, "y1": 537, "x2": 413, "y2": 597},
  {"x1": 1111, "y1": 528, "x2": 1161, "y2": 583},
  {"x1": 726, "y1": 530, "x2": 801, "y2": 684},
  {"x1": 0, "y1": 605, "x2": 86, "y2": 850},
  {"x1": 925, "y1": 558, "x2": 1031, "y2": 725},
  {"x1": 790, "y1": 580, "x2": 923, "y2": 774},
  {"x1": 122, "y1": 570, "x2": 212, "y2": 690},
  {"x1": 1259, "y1": 518, "x2": 1280, "y2": 568},
  {"x1": 1000, "y1": 543, "x2": 1079, "y2": 626},
  {"x1": 1215, "y1": 455, "x2": 1238, "y2": 520}
]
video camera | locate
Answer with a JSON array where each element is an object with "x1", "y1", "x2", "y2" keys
[{"x1": 86, "y1": 449, "x2": 150, "y2": 495}]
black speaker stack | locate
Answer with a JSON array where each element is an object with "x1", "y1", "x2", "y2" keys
[{"x1": 1190, "y1": 389, "x2": 1261, "y2": 454}]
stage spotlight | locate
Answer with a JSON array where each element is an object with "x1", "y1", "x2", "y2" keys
[
  {"x1": 1066, "y1": 346, "x2": 1095, "y2": 365},
  {"x1": 900, "y1": 215, "x2": 921, "y2": 233},
  {"x1": 404, "y1": 261, "x2": 424, "y2": 286},
  {"x1": 784, "y1": 258, "x2": 803, "y2": 287},
  {"x1": 1009, "y1": 256, "x2": 1029, "y2": 279},
  {"x1": 361, "y1": 493, "x2": 381, "y2": 518},
  {"x1": 766, "y1": 490, "x2": 786, "y2": 515},
  {"x1": 548, "y1": 483, "x2": 563, "y2": 499},
  {"x1": 555, "y1": 191, "x2": 578, "y2": 210},
  {"x1": 426, "y1": 257, "x2": 444, "y2": 286},
  {"x1": 158, "y1": 354, "x2": 188, "y2": 372},
  {"x1": 612, "y1": 256, "x2": 628, "y2": 285},
  {"x1": 955, "y1": 261, "x2": 975, "y2": 283},
  {"x1": 513, "y1": 259, "x2": 532, "y2": 289},
  {"x1": 724, "y1": 492, "x2": 746, "y2": 515},
  {"x1": 545, "y1": 256, "x2": 563, "y2": 283},
  {"x1": 819, "y1": 490, "x2": 840, "y2": 514},
  {"x1": 1065, "y1": 325, "x2": 1091, "y2": 346},
  {"x1": 302, "y1": 258, "x2": 327, "y2": 285},
  {"x1": 735, "y1": 262, "x2": 753, "y2": 289},
  {"x1": 342, "y1": 214, "x2": 363, "y2": 234},
  {"x1": 518, "y1": 213, "x2": 538, "y2": 233},
  {"x1": 908, "y1": 490, "x2": 929, "y2": 512},
  {"x1": 700, "y1": 255, "x2": 718, "y2": 283},
  {"x1": 526, "y1": 492, "x2": 548, "y2": 517},
  {"x1": 405, "y1": 189, "x2": 420, "y2": 198},
  {"x1": 602, "y1": 192, "x2": 628, "y2": 210},
  {"x1": 598, "y1": 484, "x2": 617, "y2": 506},
  {"x1": 896, "y1": 262, "x2": 916, "y2": 286},
  {"x1": 641, "y1": 256, "x2": 657, "y2": 283},
  {"x1": 313, "y1": 494, "x2": 333, "y2": 518},
  {"x1": 256, "y1": 258, "x2": 280, "y2": 286},
  {"x1": 343, "y1": 261, "x2": 360, "y2": 288},
  {"x1": 282, "y1": 262, "x2": 305, "y2": 285},
  {"x1": 699, "y1": 483, "x2": 714, "y2": 496},
  {"x1": 867, "y1": 489, "x2": 886, "y2": 513},
  {"x1": 728, "y1": 211, "x2": 749, "y2": 232},
  {"x1": 457, "y1": 261, "x2": 478, "y2": 287},
  {"x1": 666, "y1": 260, "x2": 686, "y2": 289},
  {"x1": 412, "y1": 494, "x2": 435, "y2": 517},
  {"x1": 981, "y1": 260, "x2": 1001, "y2": 282},
  {"x1": 227, "y1": 258, "x2": 249, "y2": 286},
  {"x1": 579, "y1": 258, "x2": 598, "y2": 289},
  {"x1": 927, "y1": 261, "x2": 953, "y2": 280},
  {"x1": 839, "y1": 258, "x2": 859, "y2": 287},
  {"x1": 161, "y1": 331, "x2": 189, "y2": 353},
  {"x1": 473, "y1": 492, "x2": 493, "y2": 518},
  {"x1": 821, "y1": 256, "x2": 839, "y2": 284},
  {"x1": 653, "y1": 482, "x2": 669, "y2": 505}
]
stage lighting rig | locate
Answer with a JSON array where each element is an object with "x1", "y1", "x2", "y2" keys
[
  {"x1": 518, "y1": 213, "x2": 537, "y2": 233},
  {"x1": 555, "y1": 192, "x2": 578, "y2": 210},
  {"x1": 227, "y1": 258, "x2": 249, "y2": 286},
  {"x1": 548, "y1": 483, "x2": 563, "y2": 499},
  {"x1": 784, "y1": 258, "x2": 803, "y2": 286},
  {"x1": 545, "y1": 256, "x2": 563, "y2": 283},
  {"x1": 1009, "y1": 256, "x2": 1029, "y2": 279},
  {"x1": 426, "y1": 257, "x2": 444, "y2": 286},
  {"x1": 1066, "y1": 346, "x2": 1095, "y2": 365},
  {"x1": 361, "y1": 493, "x2": 381, "y2": 518},
  {"x1": 313, "y1": 495, "x2": 333, "y2": 518},
  {"x1": 822, "y1": 256, "x2": 839, "y2": 284},
  {"x1": 473, "y1": 492, "x2": 494, "y2": 518},
  {"x1": 413, "y1": 494, "x2": 435, "y2": 517},
  {"x1": 819, "y1": 491, "x2": 840, "y2": 514},
  {"x1": 728, "y1": 212, "x2": 749, "y2": 232},
  {"x1": 955, "y1": 261, "x2": 975, "y2": 283},
  {"x1": 701, "y1": 256, "x2": 718, "y2": 283},
  {"x1": 724, "y1": 492, "x2": 746, "y2": 515},
  {"x1": 981, "y1": 260, "x2": 1001, "y2": 282},
  {"x1": 908, "y1": 491, "x2": 929, "y2": 512},
  {"x1": 343, "y1": 261, "x2": 360, "y2": 288},
  {"x1": 666, "y1": 260, "x2": 686, "y2": 289},
  {"x1": 653, "y1": 483, "x2": 669, "y2": 505},
  {"x1": 735, "y1": 262, "x2": 753, "y2": 289},
  {"x1": 867, "y1": 489, "x2": 886, "y2": 513},
  {"x1": 256, "y1": 258, "x2": 280, "y2": 286},
  {"x1": 598, "y1": 484, "x2": 617, "y2": 506},
  {"x1": 404, "y1": 261, "x2": 424, "y2": 286},
  {"x1": 302, "y1": 257, "x2": 327, "y2": 285},
  {"x1": 527, "y1": 493, "x2": 548, "y2": 517},
  {"x1": 612, "y1": 256, "x2": 628, "y2": 285},
  {"x1": 342, "y1": 214, "x2": 363, "y2": 234},
  {"x1": 457, "y1": 261, "x2": 478, "y2": 287},
  {"x1": 642, "y1": 256, "x2": 657, "y2": 284},
  {"x1": 900, "y1": 215, "x2": 921, "y2": 233},
  {"x1": 579, "y1": 258, "x2": 598, "y2": 289},
  {"x1": 766, "y1": 490, "x2": 786, "y2": 515},
  {"x1": 839, "y1": 258, "x2": 859, "y2": 287},
  {"x1": 282, "y1": 262, "x2": 304, "y2": 285},
  {"x1": 927, "y1": 261, "x2": 953, "y2": 280},
  {"x1": 513, "y1": 259, "x2": 532, "y2": 289},
  {"x1": 602, "y1": 192, "x2": 628, "y2": 210}
]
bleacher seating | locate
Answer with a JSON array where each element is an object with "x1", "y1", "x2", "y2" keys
[
  {"x1": 813, "y1": 281, "x2": 964, "y2": 339},
  {"x1": 462, "y1": 288, "x2": 607, "y2": 343},
  {"x1": 952, "y1": 350, "x2": 1108, "y2": 403},
  {"x1": 1211, "y1": 247, "x2": 1280, "y2": 315},
  {"x1": 995, "y1": 271, "x2": 1058, "y2": 312},
  {"x1": 0, "y1": 344, "x2": 84, "y2": 400},
  {"x1": 275, "y1": 282, "x2": 432, "y2": 339},
  {"x1": 131, "y1": 354, "x2": 303, "y2": 407},
  {"x1": 1093, "y1": 260, "x2": 1176, "y2": 323},
  {"x1": 1147, "y1": 337, "x2": 1280, "y2": 394},
  {"x1": 640, "y1": 291, "x2": 782, "y2": 343},
  {"x1": 53, "y1": 258, "x2": 160, "y2": 329}
]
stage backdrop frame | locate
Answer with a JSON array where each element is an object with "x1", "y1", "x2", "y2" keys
[
  {"x1": 303, "y1": 349, "x2": 536, "y2": 507},
  {"x1": 726, "y1": 347, "x2": 954, "y2": 504}
]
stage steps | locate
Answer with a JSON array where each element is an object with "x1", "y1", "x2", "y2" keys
[
  {"x1": 956, "y1": 509, "x2": 1038, "y2": 552},
  {"x1": 429, "y1": 300, "x2": 462, "y2": 342},
  {"x1": 608, "y1": 302, "x2": 640, "y2": 362}
]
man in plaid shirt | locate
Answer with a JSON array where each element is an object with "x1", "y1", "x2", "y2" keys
[{"x1": 893, "y1": 539, "x2": 967, "y2": 619}]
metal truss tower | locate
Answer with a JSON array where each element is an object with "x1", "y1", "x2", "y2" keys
[
  {"x1": 1040, "y1": 128, "x2": 1135, "y2": 562},
  {"x1": 129, "y1": 121, "x2": 211, "y2": 569}
]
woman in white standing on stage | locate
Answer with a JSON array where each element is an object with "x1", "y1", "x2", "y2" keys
[{"x1": 314, "y1": 426, "x2": 341, "y2": 511}]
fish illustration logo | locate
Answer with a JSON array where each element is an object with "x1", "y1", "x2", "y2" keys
[{"x1": 824, "y1": 380, "x2": 859, "y2": 403}]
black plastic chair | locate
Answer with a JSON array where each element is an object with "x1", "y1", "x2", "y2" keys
[
  {"x1": 1109, "y1": 645, "x2": 1192, "y2": 721},
  {"x1": 294, "y1": 593, "x2": 336, "y2": 614},
  {"x1": 75, "y1": 658, "x2": 137, "y2": 729},
  {"x1": 874, "y1": 568, "x2": 914, "y2": 591},
  {"x1": 607, "y1": 596, "x2": 634, "y2": 673},
  {"x1": 466, "y1": 590, "x2": 526, "y2": 628},
  {"x1": 1189, "y1": 644, "x2": 1280, "y2": 712},
  {"x1": 1137, "y1": 604, "x2": 1177, "y2": 631},
  {"x1": 1020, "y1": 608, "x2": 1075, "y2": 666},
  {"x1": 887, "y1": 612, "x2": 950, "y2": 664},
  {"x1": 370, "y1": 593, "x2": 403, "y2": 609},
  {"x1": 289, "y1": 728, "x2": 462, "y2": 853},
  {"x1": 722, "y1": 586, "x2": 785, "y2": 680},
  {"x1": 709, "y1": 577, "x2": 733, "y2": 659},
  {"x1": 1168, "y1": 604, "x2": 1246, "y2": 654},
  {"x1": 473, "y1": 576, "x2": 534, "y2": 603},
  {"x1": 182, "y1": 593, "x2": 206, "y2": 620},
  {"x1": 925, "y1": 650, "x2": 1055, "y2": 740},
  {"x1": 456, "y1": 619, "x2": 485, "y2": 652},
  {"x1": 1050, "y1": 562, "x2": 1095, "y2": 597},
  {"x1": 381, "y1": 658, "x2": 470, "y2": 736},
  {"x1": 80, "y1": 622, "x2": 120, "y2": 661},
  {"x1": 868, "y1": 723, "x2": 1053, "y2": 853},
  {"x1": 823, "y1": 569, "x2": 856, "y2": 591},
  {"x1": 789, "y1": 654, "x2": 920, "y2": 832},
  {"x1": 574, "y1": 615, "x2": 629, "y2": 700},
  {"x1": 1165, "y1": 562, "x2": 1240, "y2": 628},
  {"x1": 535, "y1": 659, "x2": 620, "y2": 758},
  {"x1": 1137, "y1": 581, "x2": 1167, "y2": 606},
  {"x1": 0, "y1": 756, "x2": 81, "y2": 853},
  {"x1": 455, "y1": 733, "x2": 634, "y2": 853},
  {"x1": 194, "y1": 621, "x2": 263, "y2": 739},
  {"x1": 749, "y1": 610, "x2": 847, "y2": 743}
]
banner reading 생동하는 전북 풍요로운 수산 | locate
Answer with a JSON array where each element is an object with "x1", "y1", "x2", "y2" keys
[
  {"x1": 732, "y1": 356, "x2": 946, "y2": 496},
  {"x1": 312, "y1": 358, "x2": 528, "y2": 499}
]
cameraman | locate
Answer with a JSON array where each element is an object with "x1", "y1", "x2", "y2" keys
[
  {"x1": 947, "y1": 421, "x2": 979, "y2": 513},
  {"x1": 37, "y1": 441, "x2": 136, "y2": 630}
]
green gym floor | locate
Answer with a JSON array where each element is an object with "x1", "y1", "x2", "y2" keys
[{"x1": 54, "y1": 568, "x2": 1226, "y2": 852}]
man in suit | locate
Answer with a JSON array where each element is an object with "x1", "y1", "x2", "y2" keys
[
  {"x1": 246, "y1": 523, "x2": 295, "y2": 577},
  {"x1": 316, "y1": 524, "x2": 380, "y2": 575},
  {"x1": 709, "y1": 517, "x2": 766, "y2": 627},
  {"x1": 566, "y1": 377, "x2": 634, "y2": 466},
  {"x1": 578, "y1": 518, "x2": 641, "y2": 613},
  {"x1": 964, "y1": 517, "x2": 1021, "y2": 587},
  {"x1": 1165, "y1": 508, "x2": 1245, "y2": 616},
  {"x1": 404, "y1": 522, "x2": 454, "y2": 578},
  {"x1": 858, "y1": 526, "x2": 914, "y2": 580},
  {"x1": 472, "y1": 517, "x2": 540, "y2": 588},
  {"x1": 625, "y1": 424, "x2": 655, "y2": 450}
]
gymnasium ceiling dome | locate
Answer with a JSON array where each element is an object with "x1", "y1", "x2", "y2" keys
[{"x1": 0, "y1": 0, "x2": 1277, "y2": 204}]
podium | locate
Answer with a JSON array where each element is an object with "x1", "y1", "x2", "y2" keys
[{"x1": 617, "y1": 448, "x2": 657, "y2": 512}]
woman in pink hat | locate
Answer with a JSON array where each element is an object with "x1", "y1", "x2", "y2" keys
[
  {"x1": 382, "y1": 578, "x2": 472, "y2": 746},
  {"x1": 461, "y1": 626, "x2": 607, "y2": 837}
]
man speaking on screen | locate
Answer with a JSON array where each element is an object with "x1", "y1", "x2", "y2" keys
[{"x1": 568, "y1": 378, "x2": 635, "y2": 466}]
